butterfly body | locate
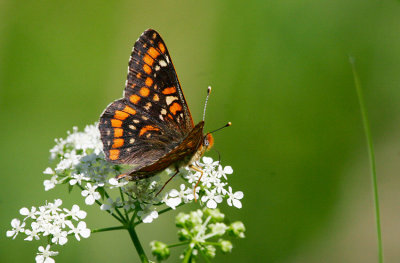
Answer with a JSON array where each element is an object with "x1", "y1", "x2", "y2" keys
[{"x1": 99, "y1": 29, "x2": 213, "y2": 181}]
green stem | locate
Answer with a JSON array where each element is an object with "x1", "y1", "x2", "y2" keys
[
  {"x1": 197, "y1": 244, "x2": 212, "y2": 263},
  {"x1": 104, "y1": 189, "x2": 126, "y2": 222},
  {"x1": 119, "y1": 188, "x2": 130, "y2": 221},
  {"x1": 167, "y1": 241, "x2": 190, "y2": 248},
  {"x1": 91, "y1": 226, "x2": 126, "y2": 233},
  {"x1": 350, "y1": 56, "x2": 383, "y2": 263},
  {"x1": 182, "y1": 245, "x2": 194, "y2": 263},
  {"x1": 127, "y1": 226, "x2": 149, "y2": 263}
]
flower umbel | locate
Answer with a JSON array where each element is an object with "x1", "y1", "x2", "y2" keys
[
  {"x1": 151, "y1": 208, "x2": 245, "y2": 262},
  {"x1": 8, "y1": 123, "x2": 245, "y2": 262}
]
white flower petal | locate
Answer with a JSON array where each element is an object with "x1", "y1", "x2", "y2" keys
[
  {"x1": 232, "y1": 199, "x2": 242, "y2": 208},
  {"x1": 19, "y1": 208, "x2": 29, "y2": 216},
  {"x1": 202, "y1": 156, "x2": 213, "y2": 164},
  {"x1": 224, "y1": 166, "x2": 233, "y2": 174},
  {"x1": 206, "y1": 199, "x2": 217, "y2": 209},
  {"x1": 234, "y1": 191, "x2": 244, "y2": 199},
  {"x1": 168, "y1": 189, "x2": 179, "y2": 197},
  {"x1": 85, "y1": 195, "x2": 95, "y2": 205},
  {"x1": 43, "y1": 167, "x2": 54, "y2": 174}
]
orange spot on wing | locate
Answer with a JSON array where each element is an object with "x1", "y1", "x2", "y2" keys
[
  {"x1": 139, "y1": 125, "x2": 160, "y2": 136},
  {"x1": 114, "y1": 110, "x2": 129, "y2": 120},
  {"x1": 167, "y1": 114, "x2": 173, "y2": 120},
  {"x1": 162, "y1": 87, "x2": 176, "y2": 95},
  {"x1": 158, "y1": 43, "x2": 166, "y2": 53},
  {"x1": 123, "y1": 106, "x2": 136, "y2": 115},
  {"x1": 139, "y1": 87, "x2": 150, "y2": 97},
  {"x1": 145, "y1": 77, "x2": 153, "y2": 87},
  {"x1": 147, "y1": 47, "x2": 160, "y2": 58},
  {"x1": 111, "y1": 119, "x2": 122, "y2": 127},
  {"x1": 130, "y1": 94, "x2": 141, "y2": 104},
  {"x1": 143, "y1": 54, "x2": 154, "y2": 66},
  {"x1": 136, "y1": 73, "x2": 141, "y2": 79},
  {"x1": 153, "y1": 94, "x2": 159, "y2": 101},
  {"x1": 109, "y1": 149, "x2": 120, "y2": 160},
  {"x1": 143, "y1": 64, "x2": 152, "y2": 74},
  {"x1": 169, "y1": 102, "x2": 182, "y2": 115},
  {"x1": 112, "y1": 138, "x2": 124, "y2": 148},
  {"x1": 114, "y1": 128, "x2": 123, "y2": 137}
]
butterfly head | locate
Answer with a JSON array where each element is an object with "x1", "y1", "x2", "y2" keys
[
  {"x1": 204, "y1": 122, "x2": 231, "y2": 151},
  {"x1": 204, "y1": 133, "x2": 214, "y2": 151}
]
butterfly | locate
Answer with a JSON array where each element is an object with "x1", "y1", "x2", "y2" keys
[{"x1": 98, "y1": 29, "x2": 229, "y2": 194}]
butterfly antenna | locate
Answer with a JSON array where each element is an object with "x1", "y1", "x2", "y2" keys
[
  {"x1": 210, "y1": 122, "x2": 232, "y2": 134},
  {"x1": 203, "y1": 86, "x2": 212, "y2": 121}
]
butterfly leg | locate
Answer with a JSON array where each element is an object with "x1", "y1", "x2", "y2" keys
[
  {"x1": 156, "y1": 167, "x2": 180, "y2": 197},
  {"x1": 189, "y1": 164, "x2": 204, "y2": 202}
]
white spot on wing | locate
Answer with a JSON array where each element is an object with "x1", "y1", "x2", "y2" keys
[
  {"x1": 144, "y1": 102, "x2": 152, "y2": 110},
  {"x1": 129, "y1": 125, "x2": 136, "y2": 130},
  {"x1": 159, "y1": 60, "x2": 167, "y2": 67},
  {"x1": 161, "y1": 109, "x2": 167, "y2": 115},
  {"x1": 155, "y1": 65, "x2": 160, "y2": 71},
  {"x1": 166, "y1": 96, "x2": 178, "y2": 105},
  {"x1": 133, "y1": 119, "x2": 140, "y2": 123},
  {"x1": 129, "y1": 138, "x2": 135, "y2": 144}
]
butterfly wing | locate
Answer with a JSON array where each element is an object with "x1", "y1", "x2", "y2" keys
[
  {"x1": 124, "y1": 29, "x2": 194, "y2": 134},
  {"x1": 99, "y1": 29, "x2": 195, "y2": 170},
  {"x1": 99, "y1": 99, "x2": 182, "y2": 168}
]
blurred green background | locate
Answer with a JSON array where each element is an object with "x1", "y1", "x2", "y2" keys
[{"x1": 2, "y1": 0, "x2": 400, "y2": 262}]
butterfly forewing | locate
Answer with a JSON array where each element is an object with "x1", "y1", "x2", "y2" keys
[
  {"x1": 99, "y1": 29, "x2": 201, "y2": 171},
  {"x1": 124, "y1": 29, "x2": 194, "y2": 135}
]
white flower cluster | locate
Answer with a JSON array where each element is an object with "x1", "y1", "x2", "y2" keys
[
  {"x1": 42, "y1": 124, "x2": 243, "y2": 224},
  {"x1": 6, "y1": 199, "x2": 90, "y2": 263},
  {"x1": 181, "y1": 157, "x2": 243, "y2": 209}
]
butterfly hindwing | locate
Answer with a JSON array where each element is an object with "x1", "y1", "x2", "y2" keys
[
  {"x1": 124, "y1": 29, "x2": 194, "y2": 135},
  {"x1": 99, "y1": 99, "x2": 182, "y2": 168}
]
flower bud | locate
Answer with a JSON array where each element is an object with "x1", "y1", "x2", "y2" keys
[
  {"x1": 219, "y1": 239, "x2": 233, "y2": 253},
  {"x1": 228, "y1": 221, "x2": 245, "y2": 238},
  {"x1": 204, "y1": 245, "x2": 216, "y2": 258},
  {"x1": 150, "y1": 241, "x2": 170, "y2": 261},
  {"x1": 175, "y1": 212, "x2": 190, "y2": 227},
  {"x1": 177, "y1": 228, "x2": 191, "y2": 241},
  {"x1": 204, "y1": 208, "x2": 225, "y2": 222},
  {"x1": 208, "y1": 223, "x2": 228, "y2": 237}
]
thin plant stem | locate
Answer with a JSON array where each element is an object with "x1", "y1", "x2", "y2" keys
[
  {"x1": 104, "y1": 189, "x2": 126, "y2": 222},
  {"x1": 197, "y1": 244, "x2": 212, "y2": 263},
  {"x1": 182, "y1": 245, "x2": 194, "y2": 263},
  {"x1": 91, "y1": 226, "x2": 127, "y2": 233},
  {"x1": 119, "y1": 187, "x2": 130, "y2": 221},
  {"x1": 350, "y1": 56, "x2": 383, "y2": 263},
  {"x1": 127, "y1": 226, "x2": 149, "y2": 263},
  {"x1": 167, "y1": 241, "x2": 190, "y2": 248}
]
